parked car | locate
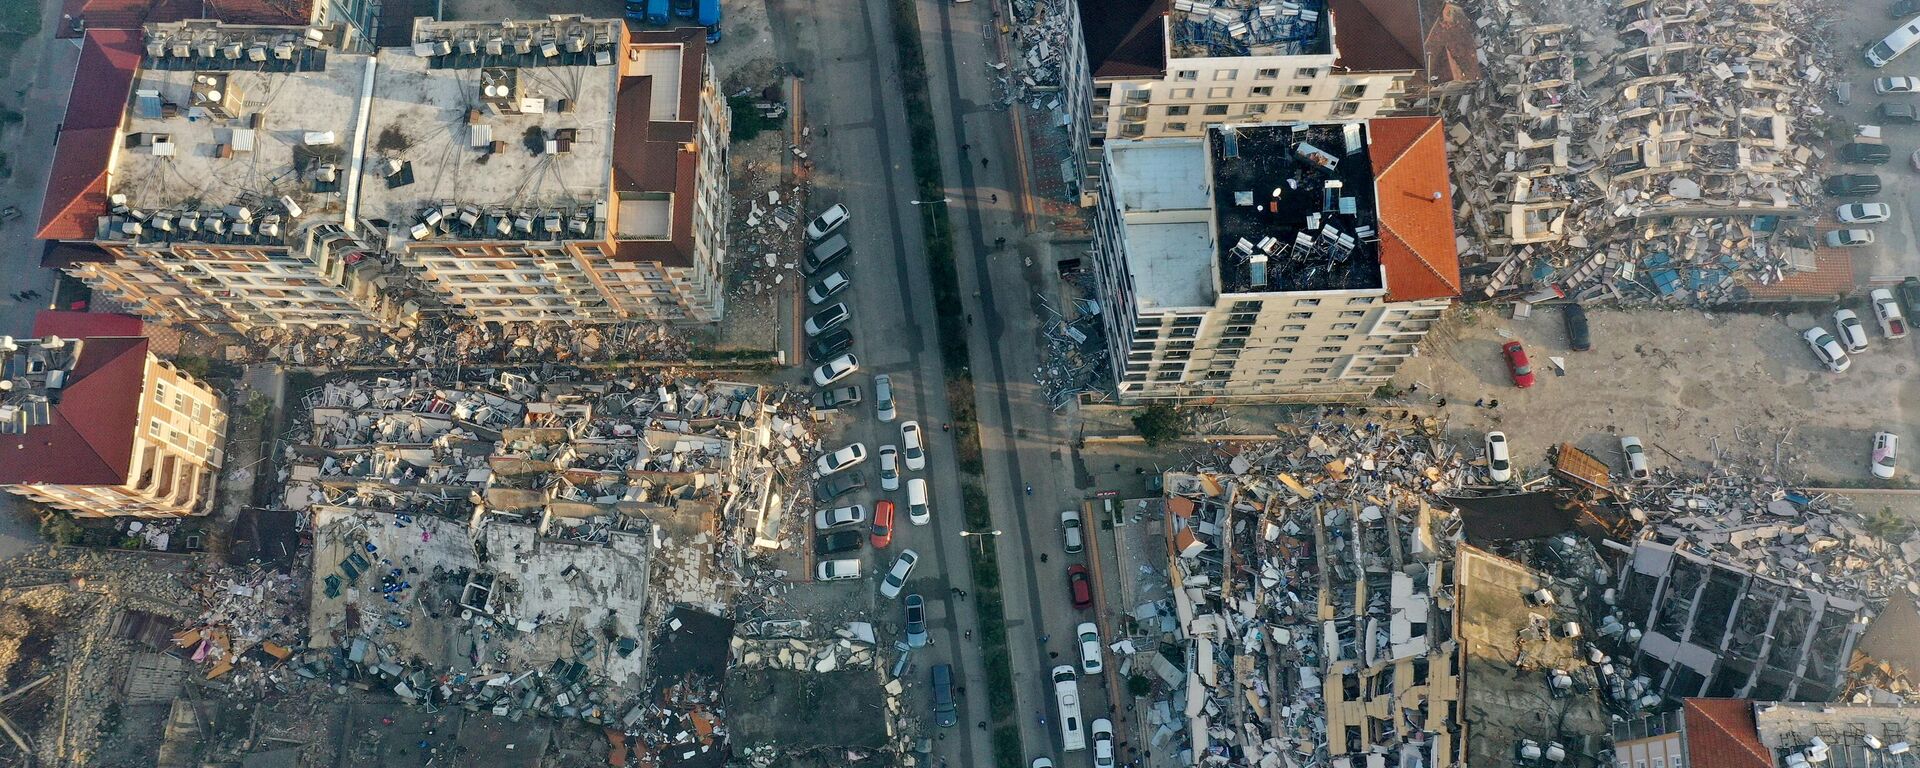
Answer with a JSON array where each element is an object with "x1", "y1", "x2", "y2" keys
[
  {"x1": 900, "y1": 421, "x2": 926, "y2": 470},
  {"x1": 1060, "y1": 508, "x2": 1084, "y2": 554},
  {"x1": 1877, "y1": 75, "x2": 1920, "y2": 92},
  {"x1": 805, "y1": 302, "x2": 851, "y2": 337},
  {"x1": 1067, "y1": 564, "x2": 1093, "y2": 609},
  {"x1": 1873, "y1": 431, "x2": 1900, "y2": 479},
  {"x1": 1502, "y1": 341, "x2": 1535, "y2": 388},
  {"x1": 816, "y1": 558, "x2": 861, "y2": 581},
  {"x1": 879, "y1": 550, "x2": 919, "y2": 599},
  {"x1": 805, "y1": 233, "x2": 850, "y2": 274},
  {"x1": 1031, "y1": 760, "x2": 1055, "y2": 768},
  {"x1": 807, "y1": 328, "x2": 854, "y2": 362},
  {"x1": 928, "y1": 663, "x2": 958, "y2": 727},
  {"x1": 807, "y1": 270, "x2": 850, "y2": 304},
  {"x1": 870, "y1": 500, "x2": 896, "y2": 548},
  {"x1": 1802, "y1": 326, "x2": 1852, "y2": 373},
  {"x1": 1872, "y1": 288, "x2": 1909, "y2": 338},
  {"x1": 1485, "y1": 431, "x2": 1512, "y2": 482},
  {"x1": 813, "y1": 529, "x2": 864, "y2": 556},
  {"x1": 1881, "y1": 102, "x2": 1920, "y2": 122},
  {"x1": 873, "y1": 374, "x2": 897, "y2": 422},
  {"x1": 1827, "y1": 174, "x2": 1883, "y2": 196},
  {"x1": 1837, "y1": 202, "x2": 1893, "y2": 223},
  {"x1": 815, "y1": 504, "x2": 866, "y2": 529},
  {"x1": 907, "y1": 478, "x2": 931, "y2": 525},
  {"x1": 1835, "y1": 309, "x2": 1871, "y2": 353},
  {"x1": 1842, "y1": 142, "x2": 1894, "y2": 164},
  {"x1": 805, "y1": 203, "x2": 850, "y2": 241},
  {"x1": 1826, "y1": 229, "x2": 1876, "y2": 247},
  {"x1": 904, "y1": 594, "x2": 930, "y2": 648},
  {"x1": 813, "y1": 385, "x2": 862, "y2": 410},
  {"x1": 878, "y1": 445, "x2": 901, "y2": 491},
  {"x1": 1620, "y1": 436, "x2": 1651, "y2": 480},
  {"x1": 814, "y1": 471, "x2": 867, "y2": 503},
  {"x1": 815, "y1": 442, "x2": 868, "y2": 476},
  {"x1": 1902, "y1": 276, "x2": 1920, "y2": 317},
  {"x1": 1912, "y1": 149, "x2": 1920, "y2": 172},
  {"x1": 1077, "y1": 622, "x2": 1104, "y2": 675},
  {"x1": 1091, "y1": 719, "x2": 1116, "y2": 768},
  {"x1": 1562, "y1": 304, "x2": 1591, "y2": 351},
  {"x1": 813, "y1": 354, "x2": 859, "y2": 386}
]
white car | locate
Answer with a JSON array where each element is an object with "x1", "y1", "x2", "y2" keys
[
  {"x1": 878, "y1": 445, "x2": 901, "y2": 491},
  {"x1": 873, "y1": 374, "x2": 897, "y2": 422},
  {"x1": 1834, "y1": 309, "x2": 1871, "y2": 353},
  {"x1": 1873, "y1": 431, "x2": 1900, "y2": 479},
  {"x1": 907, "y1": 478, "x2": 930, "y2": 525},
  {"x1": 1802, "y1": 327, "x2": 1851, "y2": 373},
  {"x1": 805, "y1": 203, "x2": 849, "y2": 241},
  {"x1": 1872, "y1": 288, "x2": 1909, "y2": 339},
  {"x1": 1091, "y1": 718, "x2": 1116, "y2": 768},
  {"x1": 1485, "y1": 431, "x2": 1512, "y2": 482},
  {"x1": 1620, "y1": 436, "x2": 1650, "y2": 480},
  {"x1": 1060, "y1": 508, "x2": 1084, "y2": 554},
  {"x1": 805, "y1": 302, "x2": 850, "y2": 337},
  {"x1": 1077, "y1": 622, "x2": 1104, "y2": 674},
  {"x1": 1031, "y1": 760, "x2": 1054, "y2": 768},
  {"x1": 816, "y1": 442, "x2": 869, "y2": 476},
  {"x1": 1878, "y1": 76, "x2": 1920, "y2": 94},
  {"x1": 807, "y1": 271, "x2": 850, "y2": 305},
  {"x1": 1826, "y1": 229, "x2": 1876, "y2": 248},
  {"x1": 815, "y1": 504, "x2": 866, "y2": 529},
  {"x1": 817, "y1": 558, "x2": 861, "y2": 581},
  {"x1": 900, "y1": 421, "x2": 927, "y2": 470},
  {"x1": 1836, "y1": 202, "x2": 1893, "y2": 223},
  {"x1": 879, "y1": 549, "x2": 919, "y2": 599},
  {"x1": 813, "y1": 354, "x2": 860, "y2": 386}
]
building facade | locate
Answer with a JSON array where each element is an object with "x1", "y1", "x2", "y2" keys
[
  {"x1": 1090, "y1": 117, "x2": 1459, "y2": 402},
  {"x1": 0, "y1": 314, "x2": 228, "y2": 518}
]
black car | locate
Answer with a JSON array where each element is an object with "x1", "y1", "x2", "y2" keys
[
  {"x1": 808, "y1": 328, "x2": 854, "y2": 361},
  {"x1": 1841, "y1": 142, "x2": 1893, "y2": 164},
  {"x1": 1826, "y1": 174, "x2": 1883, "y2": 196},
  {"x1": 813, "y1": 385, "x2": 863, "y2": 410},
  {"x1": 1900, "y1": 276, "x2": 1920, "y2": 317},
  {"x1": 813, "y1": 529, "x2": 864, "y2": 556},
  {"x1": 814, "y1": 471, "x2": 868, "y2": 503},
  {"x1": 1562, "y1": 304, "x2": 1592, "y2": 351},
  {"x1": 1880, "y1": 103, "x2": 1920, "y2": 123}
]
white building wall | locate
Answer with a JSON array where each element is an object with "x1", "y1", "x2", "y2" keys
[{"x1": 1092, "y1": 53, "x2": 1411, "y2": 141}]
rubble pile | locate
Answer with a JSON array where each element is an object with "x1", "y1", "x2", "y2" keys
[
  {"x1": 1447, "y1": 0, "x2": 1840, "y2": 304},
  {"x1": 1035, "y1": 291, "x2": 1111, "y2": 409},
  {"x1": 728, "y1": 620, "x2": 909, "y2": 766},
  {"x1": 1001, "y1": 0, "x2": 1075, "y2": 111},
  {"x1": 247, "y1": 319, "x2": 696, "y2": 369}
]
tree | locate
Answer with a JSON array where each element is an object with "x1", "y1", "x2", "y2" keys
[
  {"x1": 1133, "y1": 403, "x2": 1184, "y2": 445},
  {"x1": 1862, "y1": 506, "x2": 1914, "y2": 540},
  {"x1": 1127, "y1": 674, "x2": 1153, "y2": 698}
]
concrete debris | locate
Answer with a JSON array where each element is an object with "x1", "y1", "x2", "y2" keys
[
  {"x1": 1035, "y1": 268, "x2": 1113, "y2": 408},
  {"x1": 1002, "y1": 0, "x2": 1074, "y2": 111},
  {"x1": 1446, "y1": 0, "x2": 1840, "y2": 304},
  {"x1": 243, "y1": 319, "x2": 696, "y2": 369}
]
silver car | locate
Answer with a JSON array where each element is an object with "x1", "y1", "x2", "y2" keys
[{"x1": 873, "y1": 374, "x2": 897, "y2": 422}]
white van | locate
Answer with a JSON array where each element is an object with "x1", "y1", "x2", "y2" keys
[
  {"x1": 1867, "y1": 17, "x2": 1920, "y2": 67},
  {"x1": 1053, "y1": 665, "x2": 1086, "y2": 752}
]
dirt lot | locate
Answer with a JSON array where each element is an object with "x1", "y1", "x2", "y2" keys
[{"x1": 1399, "y1": 305, "x2": 1920, "y2": 485}]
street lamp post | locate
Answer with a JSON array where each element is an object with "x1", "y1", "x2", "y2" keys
[
  {"x1": 909, "y1": 197, "x2": 953, "y2": 206},
  {"x1": 958, "y1": 529, "x2": 1003, "y2": 550}
]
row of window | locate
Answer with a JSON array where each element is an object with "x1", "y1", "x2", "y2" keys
[{"x1": 1173, "y1": 67, "x2": 1322, "y2": 81}]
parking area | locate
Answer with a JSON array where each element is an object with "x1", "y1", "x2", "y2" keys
[
  {"x1": 1400, "y1": 305, "x2": 1920, "y2": 484},
  {"x1": 1827, "y1": 7, "x2": 1920, "y2": 281}
]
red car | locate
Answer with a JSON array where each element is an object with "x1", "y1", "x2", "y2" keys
[
  {"x1": 870, "y1": 500, "x2": 895, "y2": 548},
  {"x1": 1502, "y1": 341, "x2": 1535, "y2": 388},
  {"x1": 1067, "y1": 564, "x2": 1094, "y2": 609}
]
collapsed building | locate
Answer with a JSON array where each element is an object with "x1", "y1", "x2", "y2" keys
[{"x1": 1445, "y1": 0, "x2": 1847, "y2": 304}]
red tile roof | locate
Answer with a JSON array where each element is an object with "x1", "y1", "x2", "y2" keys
[
  {"x1": 1329, "y1": 0, "x2": 1422, "y2": 73},
  {"x1": 1368, "y1": 116, "x2": 1461, "y2": 302},
  {"x1": 612, "y1": 30, "x2": 710, "y2": 268},
  {"x1": 1683, "y1": 699, "x2": 1772, "y2": 768},
  {"x1": 1742, "y1": 243, "x2": 1856, "y2": 299},
  {"x1": 38, "y1": 30, "x2": 142, "y2": 241},
  {"x1": 1421, "y1": 0, "x2": 1482, "y2": 84},
  {"x1": 58, "y1": 0, "x2": 311, "y2": 36},
  {"x1": 32, "y1": 311, "x2": 145, "y2": 339},
  {"x1": 0, "y1": 337, "x2": 148, "y2": 487}
]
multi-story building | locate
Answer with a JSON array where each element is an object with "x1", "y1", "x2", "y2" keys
[
  {"x1": 57, "y1": 0, "x2": 379, "y2": 50},
  {"x1": 1089, "y1": 117, "x2": 1459, "y2": 402},
  {"x1": 1064, "y1": 0, "x2": 1478, "y2": 191},
  {"x1": 0, "y1": 313, "x2": 228, "y2": 518},
  {"x1": 1612, "y1": 699, "x2": 1920, "y2": 768},
  {"x1": 36, "y1": 16, "x2": 732, "y2": 334}
]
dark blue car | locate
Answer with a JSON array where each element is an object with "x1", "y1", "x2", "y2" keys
[{"x1": 930, "y1": 663, "x2": 957, "y2": 727}]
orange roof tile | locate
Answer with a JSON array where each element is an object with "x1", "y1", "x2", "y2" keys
[
  {"x1": 38, "y1": 30, "x2": 141, "y2": 240},
  {"x1": 1683, "y1": 699, "x2": 1772, "y2": 768},
  {"x1": 1742, "y1": 243, "x2": 1855, "y2": 299},
  {"x1": 1368, "y1": 117, "x2": 1461, "y2": 302}
]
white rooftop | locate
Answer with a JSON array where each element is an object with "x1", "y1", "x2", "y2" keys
[{"x1": 1106, "y1": 139, "x2": 1217, "y2": 310}]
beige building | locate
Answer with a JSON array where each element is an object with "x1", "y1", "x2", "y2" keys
[
  {"x1": 0, "y1": 313, "x2": 228, "y2": 518},
  {"x1": 38, "y1": 16, "x2": 731, "y2": 333},
  {"x1": 1090, "y1": 118, "x2": 1459, "y2": 402}
]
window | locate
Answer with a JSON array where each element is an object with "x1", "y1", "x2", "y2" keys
[
  {"x1": 1282, "y1": 103, "x2": 1306, "y2": 113},
  {"x1": 1165, "y1": 122, "x2": 1189, "y2": 132},
  {"x1": 1295, "y1": 298, "x2": 1321, "y2": 307},
  {"x1": 1332, "y1": 101, "x2": 1359, "y2": 117},
  {"x1": 154, "y1": 381, "x2": 170, "y2": 405},
  {"x1": 1327, "y1": 334, "x2": 1351, "y2": 341},
  {"x1": 1362, "y1": 345, "x2": 1384, "y2": 352},
  {"x1": 1282, "y1": 324, "x2": 1307, "y2": 331},
  {"x1": 1171, "y1": 88, "x2": 1195, "y2": 98},
  {"x1": 1281, "y1": 336, "x2": 1300, "y2": 342},
  {"x1": 1318, "y1": 346, "x2": 1342, "y2": 353},
  {"x1": 1252, "y1": 86, "x2": 1274, "y2": 97},
  {"x1": 1653, "y1": 759, "x2": 1665, "y2": 768},
  {"x1": 1333, "y1": 323, "x2": 1359, "y2": 330},
  {"x1": 1289, "y1": 84, "x2": 1313, "y2": 96},
  {"x1": 1134, "y1": 327, "x2": 1160, "y2": 339},
  {"x1": 1170, "y1": 326, "x2": 1198, "y2": 338},
  {"x1": 1166, "y1": 105, "x2": 1191, "y2": 116},
  {"x1": 1295, "y1": 67, "x2": 1321, "y2": 79},
  {"x1": 1175, "y1": 70, "x2": 1198, "y2": 81},
  {"x1": 1346, "y1": 296, "x2": 1374, "y2": 305},
  {"x1": 1248, "y1": 104, "x2": 1269, "y2": 114},
  {"x1": 1230, "y1": 300, "x2": 1262, "y2": 312},
  {"x1": 1311, "y1": 357, "x2": 1336, "y2": 363},
  {"x1": 1340, "y1": 84, "x2": 1368, "y2": 99},
  {"x1": 174, "y1": 392, "x2": 185, "y2": 410},
  {"x1": 1205, "y1": 97, "x2": 1230, "y2": 109},
  {"x1": 1173, "y1": 316, "x2": 1203, "y2": 326},
  {"x1": 1340, "y1": 310, "x2": 1366, "y2": 318},
  {"x1": 1155, "y1": 371, "x2": 1183, "y2": 381},
  {"x1": 1094, "y1": 84, "x2": 1112, "y2": 98},
  {"x1": 149, "y1": 419, "x2": 163, "y2": 438},
  {"x1": 1256, "y1": 68, "x2": 1279, "y2": 79},
  {"x1": 1287, "y1": 312, "x2": 1313, "y2": 319},
  {"x1": 1212, "y1": 69, "x2": 1237, "y2": 81},
  {"x1": 1306, "y1": 367, "x2": 1329, "y2": 373}
]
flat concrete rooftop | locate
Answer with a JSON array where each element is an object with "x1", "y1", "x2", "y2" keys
[
  {"x1": 1457, "y1": 547, "x2": 1608, "y2": 767},
  {"x1": 1106, "y1": 138, "x2": 1217, "y2": 310}
]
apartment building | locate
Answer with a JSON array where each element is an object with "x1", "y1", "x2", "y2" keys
[
  {"x1": 0, "y1": 313, "x2": 228, "y2": 518},
  {"x1": 1089, "y1": 117, "x2": 1459, "y2": 402},
  {"x1": 37, "y1": 16, "x2": 732, "y2": 333}
]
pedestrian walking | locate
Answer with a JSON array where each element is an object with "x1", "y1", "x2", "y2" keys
[
  {"x1": 1489, "y1": 399, "x2": 1500, "y2": 409},
  {"x1": 964, "y1": 629, "x2": 973, "y2": 640},
  {"x1": 959, "y1": 590, "x2": 967, "y2": 598},
  {"x1": 1039, "y1": 552, "x2": 1049, "y2": 563},
  {"x1": 982, "y1": 157, "x2": 990, "y2": 168},
  {"x1": 1437, "y1": 397, "x2": 1448, "y2": 407},
  {"x1": 1474, "y1": 398, "x2": 1484, "y2": 408},
  {"x1": 962, "y1": 143, "x2": 970, "y2": 152},
  {"x1": 991, "y1": 193, "x2": 998, "y2": 203},
  {"x1": 977, "y1": 721, "x2": 987, "y2": 731},
  {"x1": 943, "y1": 423, "x2": 951, "y2": 432}
]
